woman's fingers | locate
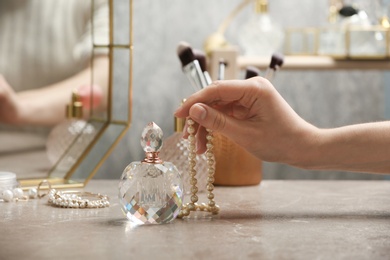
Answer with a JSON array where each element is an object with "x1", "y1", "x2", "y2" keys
[{"x1": 175, "y1": 77, "x2": 269, "y2": 118}]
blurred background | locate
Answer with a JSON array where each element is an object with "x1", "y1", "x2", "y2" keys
[{"x1": 95, "y1": 0, "x2": 390, "y2": 180}]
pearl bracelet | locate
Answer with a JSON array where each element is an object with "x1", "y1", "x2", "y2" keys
[
  {"x1": 1, "y1": 179, "x2": 110, "y2": 209},
  {"x1": 47, "y1": 189, "x2": 110, "y2": 209}
]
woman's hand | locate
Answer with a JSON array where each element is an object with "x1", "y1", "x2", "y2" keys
[
  {"x1": 175, "y1": 77, "x2": 390, "y2": 174},
  {"x1": 175, "y1": 77, "x2": 319, "y2": 166}
]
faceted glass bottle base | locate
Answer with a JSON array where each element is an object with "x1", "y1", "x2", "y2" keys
[{"x1": 119, "y1": 162, "x2": 183, "y2": 225}]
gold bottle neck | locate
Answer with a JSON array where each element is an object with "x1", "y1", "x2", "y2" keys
[
  {"x1": 66, "y1": 91, "x2": 83, "y2": 119},
  {"x1": 174, "y1": 116, "x2": 185, "y2": 133},
  {"x1": 174, "y1": 99, "x2": 186, "y2": 132},
  {"x1": 255, "y1": 0, "x2": 268, "y2": 14}
]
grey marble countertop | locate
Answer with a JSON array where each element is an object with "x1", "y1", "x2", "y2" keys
[{"x1": 1, "y1": 180, "x2": 390, "y2": 259}]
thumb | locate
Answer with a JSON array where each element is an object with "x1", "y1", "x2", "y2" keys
[{"x1": 189, "y1": 103, "x2": 236, "y2": 135}]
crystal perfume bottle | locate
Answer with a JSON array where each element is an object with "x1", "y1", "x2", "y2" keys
[
  {"x1": 159, "y1": 115, "x2": 208, "y2": 194},
  {"x1": 238, "y1": 0, "x2": 284, "y2": 57},
  {"x1": 46, "y1": 90, "x2": 95, "y2": 169},
  {"x1": 118, "y1": 122, "x2": 184, "y2": 225}
]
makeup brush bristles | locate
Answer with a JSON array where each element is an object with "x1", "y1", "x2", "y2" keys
[
  {"x1": 177, "y1": 41, "x2": 195, "y2": 67},
  {"x1": 244, "y1": 66, "x2": 261, "y2": 79},
  {"x1": 269, "y1": 53, "x2": 284, "y2": 70}
]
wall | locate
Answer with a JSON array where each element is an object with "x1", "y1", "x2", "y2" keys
[{"x1": 95, "y1": 0, "x2": 388, "y2": 180}]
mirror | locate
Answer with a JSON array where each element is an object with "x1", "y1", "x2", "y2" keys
[{"x1": 0, "y1": 0, "x2": 132, "y2": 189}]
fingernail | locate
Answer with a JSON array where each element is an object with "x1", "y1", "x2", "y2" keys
[
  {"x1": 191, "y1": 104, "x2": 207, "y2": 121},
  {"x1": 174, "y1": 99, "x2": 186, "y2": 115},
  {"x1": 174, "y1": 106, "x2": 181, "y2": 115}
]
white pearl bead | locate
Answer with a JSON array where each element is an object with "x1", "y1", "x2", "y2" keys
[
  {"x1": 187, "y1": 126, "x2": 195, "y2": 134},
  {"x1": 188, "y1": 152, "x2": 196, "y2": 159},
  {"x1": 207, "y1": 177, "x2": 215, "y2": 183},
  {"x1": 208, "y1": 200, "x2": 216, "y2": 207},
  {"x1": 208, "y1": 168, "x2": 215, "y2": 174},
  {"x1": 206, "y1": 151, "x2": 214, "y2": 158},
  {"x1": 190, "y1": 186, "x2": 198, "y2": 194},
  {"x1": 2, "y1": 190, "x2": 14, "y2": 202},
  {"x1": 188, "y1": 143, "x2": 195, "y2": 151},
  {"x1": 28, "y1": 188, "x2": 38, "y2": 199},
  {"x1": 182, "y1": 209, "x2": 190, "y2": 216},
  {"x1": 188, "y1": 161, "x2": 196, "y2": 168},
  {"x1": 191, "y1": 195, "x2": 198, "y2": 203},
  {"x1": 188, "y1": 203, "x2": 195, "y2": 211},
  {"x1": 13, "y1": 188, "x2": 24, "y2": 199}
]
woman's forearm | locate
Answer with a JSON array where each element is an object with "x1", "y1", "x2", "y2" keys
[
  {"x1": 298, "y1": 121, "x2": 390, "y2": 174},
  {"x1": 16, "y1": 56, "x2": 109, "y2": 126}
]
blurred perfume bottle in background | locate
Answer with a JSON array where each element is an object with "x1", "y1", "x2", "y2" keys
[
  {"x1": 46, "y1": 90, "x2": 95, "y2": 170},
  {"x1": 160, "y1": 112, "x2": 209, "y2": 194},
  {"x1": 238, "y1": 0, "x2": 284, "y2": 57},
  {"x1": 318, "y1": 2, "x2": 347, "y2": 57}
]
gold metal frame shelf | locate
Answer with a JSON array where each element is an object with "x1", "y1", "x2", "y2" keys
[
  {"x1": 237, "y1": 55, "x2": 390, "y2": 71},
  {"x1": 19, "y1": 0, "x2": 133, "y2": 190}
]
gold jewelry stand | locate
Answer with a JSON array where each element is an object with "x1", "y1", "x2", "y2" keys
[{"x1": 19, "y1": 0, "x2": 133, "y2": 190}]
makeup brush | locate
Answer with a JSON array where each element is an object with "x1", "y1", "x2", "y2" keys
[
  {"x1": 194, "y1": 49, "x2": 212, "y2": 85},
  {"x1": 177, "y1": 41, "x2": 208, "y2": 91},
  {"x1": 244, "y1": 66, "x2": 261, "y2": 79},
  {"x1": 265, "y1": 52, "x2": 284, "y2": 81},
  {"x1": 218, "y1": 59, "x2": 227, "y2": 80}
]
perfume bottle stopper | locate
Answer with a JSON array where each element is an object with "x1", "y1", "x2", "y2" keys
[{"x1": 141, "y1": 122, "x2": 163, "y2": 163}]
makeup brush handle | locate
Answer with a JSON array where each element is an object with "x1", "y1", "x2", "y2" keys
[
  {"x1": 204, "y1": 71, "x2": 212, "y2": 85},
  {"x1": 265, "y1": 68, "x2": 274, "y2": 81},
  {"x1": 218, "y1": 62, "x2": 226, "y2": 80},
  {"x1": 193, "y1": 60, "x2": 208, "y2": 89},
  {"x1": 184, "y1": 73, "x2": 203, "y2": 92},
  {"x1": 182, "y1": 61, "x2": 208, "y2": 91}
]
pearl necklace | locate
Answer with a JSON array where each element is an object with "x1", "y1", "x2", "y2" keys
[
  {"x1": 48, "y1": 189, "x2": 110, "y2": 208},
  {"x1": 178, "y1": 118, "x2": 219, "y2": 217}
]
